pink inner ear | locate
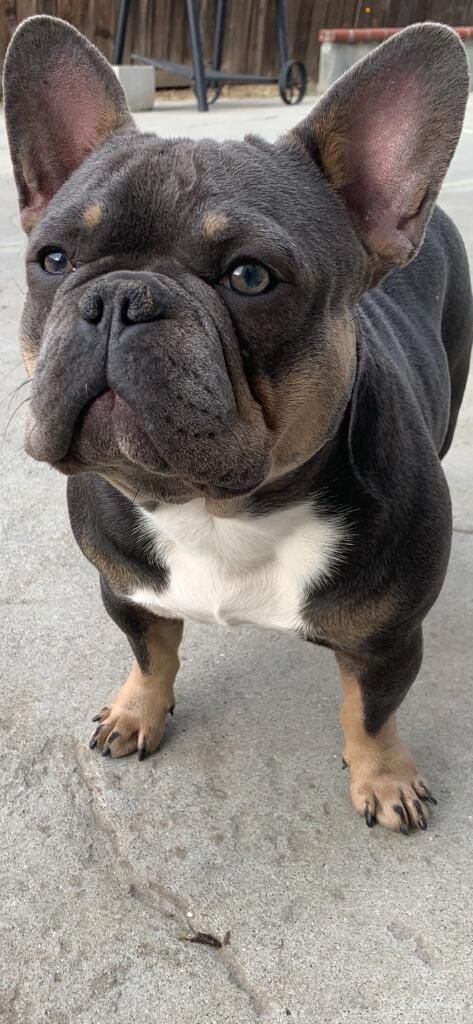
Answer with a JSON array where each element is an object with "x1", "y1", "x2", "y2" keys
[
  {"x1": 22, "y1": 59, "x2": 121, "y2": 216},
  {"x1": 53, "y1": 68, "x2": 118, "y2": 151},
  {"x1": 342, "y1": 71, "x2": 423, "y2": 237}
]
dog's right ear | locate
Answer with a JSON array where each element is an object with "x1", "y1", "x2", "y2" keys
[
  {"x1": 3, "y1": 15, "x2": 134, "y2": 233},
  {"x1": 287, "y1": 23, "x2": 469, "y2": 284}
]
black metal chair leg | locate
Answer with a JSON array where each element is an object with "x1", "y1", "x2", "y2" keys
[
  {"x1": 112, "y1": 0, "x2": 132, "y2": 65},
  {"x1": 208, "y1": 0, "x2": 226, "y2": 102},
  {"x1": 186, "y1": 0, "x2": 208, "y2": 112},
  {"x1": 276, "y1": 0, "x2": 290, "y2": 66},
  {"x1": 212, "y1": 0, "x2": 227, "y2": 71}
]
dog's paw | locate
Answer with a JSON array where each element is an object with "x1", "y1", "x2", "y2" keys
[
  {"x1": 89, "y1": 673, "x2": 174, "y2": 760},
  {"x1": 346, "y1": 745, "x2": 437, "y2": 834}
]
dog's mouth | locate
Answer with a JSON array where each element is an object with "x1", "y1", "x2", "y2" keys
[
  {"x1": 67, "y1": 388, "x2": 170, "y2": 473},
  {"x1": 31, "y1": 385, "x2": 270, "y2": 501}
]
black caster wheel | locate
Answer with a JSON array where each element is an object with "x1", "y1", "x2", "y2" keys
[{"x1": 278, "y1": 60, "x2": 307, "y2": 105}]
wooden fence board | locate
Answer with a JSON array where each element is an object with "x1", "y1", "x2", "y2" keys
[{"x1": 2, "y1": 1, "x2": 473, "y2": 86}]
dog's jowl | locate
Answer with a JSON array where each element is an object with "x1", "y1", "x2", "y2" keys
[{"x1": 4, "y1": 16, "x2": 472, "y2": 832}]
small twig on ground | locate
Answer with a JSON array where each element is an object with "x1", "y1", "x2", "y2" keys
[{"x1": 179, "y1": 929, "x2": 231, "y2": 949}]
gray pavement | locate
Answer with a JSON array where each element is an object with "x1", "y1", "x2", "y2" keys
[{"x1": 0, "y1": 96, "x2": 472, "y2": 1024}]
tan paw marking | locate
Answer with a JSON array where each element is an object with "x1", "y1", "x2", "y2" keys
[
  {"x1": 346, "y1": 744, "x2": 437, "y2": 834},
  {"x1": 338, "y1": 665, "x2": 436, "y2": 834},
  {"x1": 89, "y1": 663, "x2": 174, "y2": 760}
]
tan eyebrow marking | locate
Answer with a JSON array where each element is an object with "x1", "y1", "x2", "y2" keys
[
  {"x1": 82, "y1": 203, "x2": 103, "y2": 229},
  {"x1": 202, "y1": 212, "x2": 229, "y2": 239}
]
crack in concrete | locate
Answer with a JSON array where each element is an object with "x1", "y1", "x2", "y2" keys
[
  {"x1": 220, "y1": 947, "x2": 275, "y2": 1018},
  {"x1": 73, "y1": 741, "x2": 124, "y2": 861},
  {"x1": 73, "y1": 741, "x2": 275, "y2": 1019}
]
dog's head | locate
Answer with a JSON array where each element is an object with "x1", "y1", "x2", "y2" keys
[{"x1": 3, "y1": 17, "x2": 468, "y2": 503}]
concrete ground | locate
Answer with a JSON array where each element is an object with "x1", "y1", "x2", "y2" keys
[{"x1": 0, "y1": 94, "x2": 472, "y2": 1024}]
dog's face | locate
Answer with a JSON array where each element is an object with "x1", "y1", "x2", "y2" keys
[
  {"x1": 3, "y1": 17, "x2": 468, "y2": 503},
  {"x1": 15, "y1": 132, "x2": 364, "y2": 503}
]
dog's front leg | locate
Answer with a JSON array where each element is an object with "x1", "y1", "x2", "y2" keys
[
  {"x1": 89, "y1": 579, "x2": 183, "y2": 760},
  {"x1": 336, "y1": 633, "x2": 437, "y2": 833}
]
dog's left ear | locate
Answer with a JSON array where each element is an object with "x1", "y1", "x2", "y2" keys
[
  {"x1": 288, "y1": 22, "x2": 469, "y2": 283},
  {"x1": 3, "y1": 15, "x2": 134, "y2": 233}
]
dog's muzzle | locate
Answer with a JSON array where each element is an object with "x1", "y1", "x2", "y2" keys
[{"x1": 26, "y1": 271, "x2": 271, "y2": 496}]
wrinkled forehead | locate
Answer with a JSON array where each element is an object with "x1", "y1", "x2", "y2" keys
[
  {"x1": 30, "y1": 131, "x2": 330, "y2": 261},
  {"x1": 77, "y1": 132, "x2": 294, "y2": 216}
]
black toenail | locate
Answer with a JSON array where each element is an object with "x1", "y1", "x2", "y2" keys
[
  {"x1": 423, "y1": 792, "x2": 438, "y2": 806},
  {"x1": 90, "y1": 725, "x2": 103, "y2": 746},
  {"x1": 91, "y1": 714, "x2": 102, "y2": 722},
  {"x1": 108, "y1": 731, "x2": 120, "y2": 744},
  {"x1": 342, "y1": 758, "x2": 348, "y2": 770},
  {"x1": 169, "y1": 705, "x2": 175, "y2": 717},
  {"x1": 102, "y1": 747, "x2": 111, "y2": 757},
  {"x1": 418, "y1": 816, "x2": 427, "y2": 830},
  {"x1": 365, "y1": 811, "x2": 375, "y2": 828},
  {"x1": 138, "y1": 747, "x2": 147, "y2": 761},
  {"x1": 399, "y1": 823, "x2": 410, "y2": 836},
  {"x1": 393, "y1": 804, "x2": 407, "y2": 823}
]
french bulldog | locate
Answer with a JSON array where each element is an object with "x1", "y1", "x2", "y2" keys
[{"x1": 3, "y1": 16, "x2": 472, "y2": 833}]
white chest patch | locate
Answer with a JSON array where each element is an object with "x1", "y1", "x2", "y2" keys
[{"x1": 131, "y1": 499, "x2": 346, "y2": 633}]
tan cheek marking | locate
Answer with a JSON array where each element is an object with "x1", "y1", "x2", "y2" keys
[
  {"x1": 253, "y1": 315, "x2": 356, "y2": 478},
  {"x1": 202, "y1": 212, "x2": 229, "y2": 239},
  {"x1": 82, "y1": 203, "x2": 103, "y2": 229},
  {"x1": 23, "y1": 350, "x2": 37, "y2": 377},
  {"x1": 253, "y1": 371, "x2": 321, "y2": 475},
  {"x1": 20, "y1": 337, "x2": 38, "y2": 378}
]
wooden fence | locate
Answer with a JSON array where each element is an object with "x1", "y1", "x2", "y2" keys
[{"x1": 2, "y1": 1, "x2": 473, "y2": 84}]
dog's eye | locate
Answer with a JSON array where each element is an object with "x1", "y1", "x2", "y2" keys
[
  {"x1": 224, "y1": 263, "x2": 272, "y2": 296},
  {"x1": 40, "y1": 250, "x2": 72, "y2": 275}
]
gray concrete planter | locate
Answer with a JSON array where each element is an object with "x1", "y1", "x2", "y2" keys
[
  {"x1": 113, "y1": 64, "x2": 156, "y2": 111},
  {"x1": 318, "y1": 26, "x2": 473, "y2": 92}
]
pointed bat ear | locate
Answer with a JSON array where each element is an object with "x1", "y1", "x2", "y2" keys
[
  {"x1": 288, "y1": 23, "x2": 469, "y2": 283},
  {"x1": 3, "y1": 15, "x2": 134, "y2": 233}
]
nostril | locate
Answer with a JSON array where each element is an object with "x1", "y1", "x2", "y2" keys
[
  {"x1": 120, "y1": 295, "x2": 132, "y2": 326},
  {"x1": 120, "y1": 284, "x2": 159, "y2": 325},
  {"x1": 80, "y1": 280, "x2": 161, "y2": 328},
  {"x1": 79, "y1": 291, "x2": 104, "y2": 325}
]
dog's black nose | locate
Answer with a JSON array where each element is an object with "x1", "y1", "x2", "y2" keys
[{"x1": 79, "y1": 278, "x2": 160, "y2": 327}]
